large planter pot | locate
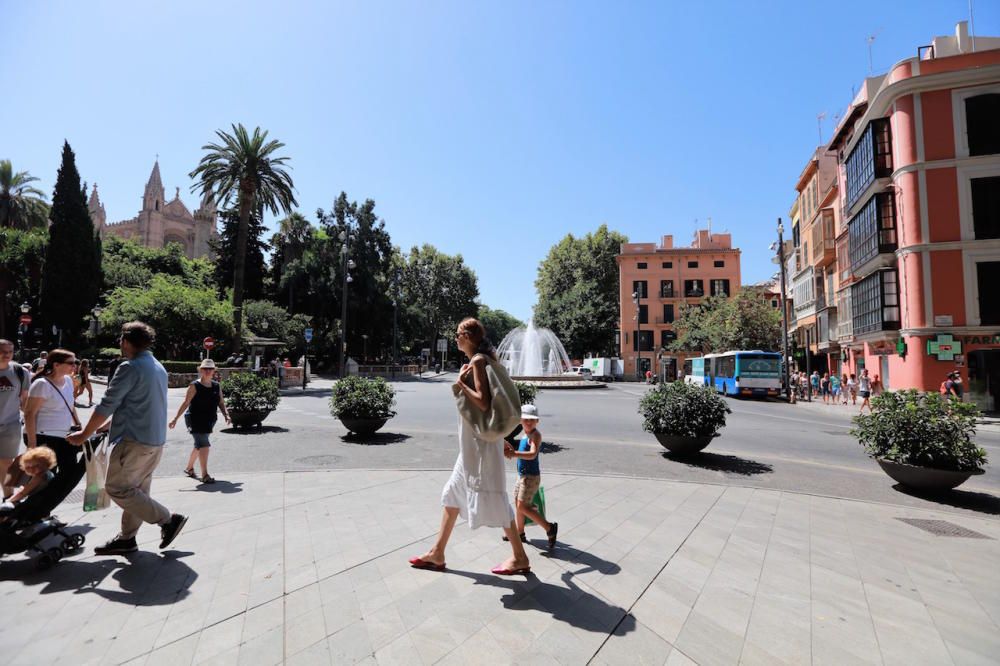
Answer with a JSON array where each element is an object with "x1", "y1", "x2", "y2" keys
[
  {"x1": 230, "y1": 410, "x2": 271, "y2": 430},
  {"x1": 340, "y1": 417, "x2": 389, "y2": 436},
  {"x1": 876, "y1": 459, "x2": 985, "y2": 491},
  {"x1": 654, "y1": 433, "x2": 715, "y2": 455}
]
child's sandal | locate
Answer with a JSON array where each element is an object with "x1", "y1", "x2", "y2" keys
[
  {"x1": 502, "y1": 532, "x2": 527, "y2": 543},
  {"x1": 184, "y1": 468, "x2": 197, "y2": 479}
]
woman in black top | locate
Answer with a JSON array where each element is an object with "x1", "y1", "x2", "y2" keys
[{"x1": 169, "y1": 359, "x2": 230, "y2": 483}]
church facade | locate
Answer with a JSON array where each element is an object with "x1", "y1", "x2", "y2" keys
[{"x1": 88, "y1": 160, "x2": 218, "y2": 259}]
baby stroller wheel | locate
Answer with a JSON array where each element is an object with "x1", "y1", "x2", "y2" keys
[
  {"x1": 37, "y1": 553, "x2": 54, "y2": 570},
  {"x1": 47, "y1": 546, "x2": 64, "y2": 562},
  {"x1": 62, "y1": 537, "x2": 82, "y2": 553},
  {"x1": 71, "y1": 533, "x2": 85, "y2": 548}
]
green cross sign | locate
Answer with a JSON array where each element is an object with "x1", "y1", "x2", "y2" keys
[{"x1": 927, "y1": 334, "x2": 962, "y2": 361}]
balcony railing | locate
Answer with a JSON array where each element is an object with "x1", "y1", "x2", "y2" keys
[
  {"x1": 818, "y1": 310, "x2": 839, "y2": 347},
  {"x1": 810, "y1": 209, "x2": 837, "y2": 267},
  {"x1": 792, "y1": 266, "x2": 816, "y2": 312},
  {"x1": 659, "y1": 288, "x2": 674, "y2": 298},
  {"x1": 836, "y1": 290, "x2": 854, "y2": 340},
  {"x1": 654, "y1": 317, "x2": 675, "y2": 325},
  {"x1": 849, "y1": 192, "x2": 898, "y2": 274},
  {"x1": 845, "y1": 118, "x2": 893, "y2": 210},
  {"x1": 851, "y1": 268, "x2": 901, "y2": 336}
]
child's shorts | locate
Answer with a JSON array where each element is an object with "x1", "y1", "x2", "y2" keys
[
  {"x1": 514, "y1": 475, "x2": 541, "y2": 503},
  {"x1": 192, "y1": 432, "x2": 212, "y2": 449}
]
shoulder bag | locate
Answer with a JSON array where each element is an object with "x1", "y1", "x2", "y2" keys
[
  {"x1": 452, "y1": 356, "x2": 521, "y2": 441},
  {"x1": 44, "y1": 377, "x2": 82, "y2": 432}
]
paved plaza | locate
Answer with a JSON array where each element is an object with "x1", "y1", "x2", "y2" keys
[{"x1": 2, "y1": 467, "x2": 999, "y2": 665}]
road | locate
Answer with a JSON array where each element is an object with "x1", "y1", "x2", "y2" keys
[{"x1": 82, "y1": 374, "x2": 1000, "y2": 519}]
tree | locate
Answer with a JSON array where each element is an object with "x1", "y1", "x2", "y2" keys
[
  {"x1": 534, "y1": 224, "x2": 627, "y2": 358},
  {"x1": 189, "y1": 124, "x2": 297, "y2": 352},
  {"x1": 102, "y1": 236, "x2": 213, "y2": 293},
  {"x1": 670, "y1": 289, "x2": 781, "y2": 353},
  {"x1": 270, "y1": 211, "x2": 313, "y2": 311},
  {"x1": 399, "y1": 244, "x2": 479, "y2": 355},
  {"x1": 39, "y1": 142, "x2": 102, "y2": 344},
  {"x1": 243, "y1": 299, "x2": 311, "y2": 356},
  {"x1": 477, "y1": 304, "x2": 522, "y2": 344},
  {"x1": 0, "y1": 159, "x2": 48, "y2": 230},
  {"x1": 99, "y1": 275, "x2": 234, "y2": 360},
  {"x1": 0, "y1": 228, "x2": 47, "y2": 339},
  {"x1": 211, "y1": 207, "x2": 268, "y2": 301}
]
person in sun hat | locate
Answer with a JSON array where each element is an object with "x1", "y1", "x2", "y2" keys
[
  {"x1": 169, "y1": 357, "x2": 230, "y2": 484},
  {"x1": 503, "y1": 403, "x2": 558, "y2": 549}
]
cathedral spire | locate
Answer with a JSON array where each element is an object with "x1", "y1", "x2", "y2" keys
[
  {"x1": 88, "y1": 183, "x2": 107, "y2": 227},
  {"x1": 143, "y1": 158, "x2": 165, "y2": 211}
]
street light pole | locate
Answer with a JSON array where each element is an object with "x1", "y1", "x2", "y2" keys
[
  {"x1": 777, "y1": 219, "x2": 792, "y2": 403},
  {"x1": 338, "y1": 231, "x2": 355, "y2": 378},
  {"x1": 392, "y1": 268, "x2": 399, "y2": 380},
  {"x1": 18, "y1": 302, "x2": 30, "y2": 362}
]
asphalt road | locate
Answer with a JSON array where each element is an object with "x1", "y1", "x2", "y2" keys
[{"x1": 81, "y1": 374, "x2": 1000, "y2": 519}]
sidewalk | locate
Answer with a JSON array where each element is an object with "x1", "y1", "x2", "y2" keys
[
  {"x1": 2, "y1": 470, "x2": 998, "y2": 665},
  {"x1": 787, "y1": 395, "x2": 1000, "y2": 432}
]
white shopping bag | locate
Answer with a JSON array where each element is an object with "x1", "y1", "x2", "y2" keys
[{"x1": 83, "y1": 439, "x2": 110, "y2": 511}]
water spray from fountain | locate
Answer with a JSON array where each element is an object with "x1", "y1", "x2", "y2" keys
[{"x1": 496, "y1": 320, "x2": 573, "y2": 377}]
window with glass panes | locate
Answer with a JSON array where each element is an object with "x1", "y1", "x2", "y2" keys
[
  {"x1": 851, "y1": 269, "x2": 900, "y2": 335},
  {"x1": 711, "y1": 279, "x2": 730, "y2": 297},
  {"x1": 845, "y1": 118, "x2": 892, "y2": 208},
  {"x1": 972, "y1": 176, "x2": 1000, "y2": 239},
  {"x1": 662, "y1": 304, "x2": 674, "y2": 323},
  {"x1": 660, "y1": 330, "x2": 677, "y2": 347},
  {"x1": 638, "y1": 305, "x2": 648, "y2": 324},
  {"x1": 977, "y1": 262, "x2": 1000, "y2": 325},
  {"x1": 849, "y1": 192, "x2": 896, "y2": 272},
  {"x1": 632, "y1": 280, "x2": 648, "y2": 299},
  {"x1": 632, "y1": 330, "x2": 654, "y2": 351},
  {"x1": 684, "y1": 279, "x2": 704, "y2": 297},
  {"x1": 660, "y1": 280, "x2": 674, "y2": 297},
  {"x1": 966, "y1": 94, "x2": 1000, "y2": 156}
]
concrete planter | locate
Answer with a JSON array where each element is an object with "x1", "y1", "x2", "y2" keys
[
  {"x1": 340, "y1": 417, "x2": 390, "y2": 437},
  {"x1": 876, "y1": 459, "x2": 985, "y2": 491},
  {"x1": 229, "y1": 410, "x2": 271, "y2": 430},
  {"x1": 654, "y1": 433, "x2": 715, "y2": 455}
]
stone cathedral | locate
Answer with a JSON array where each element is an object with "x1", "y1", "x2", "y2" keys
[{"x1": 88, "y1": 160, "x2": 218, "y2": 259}]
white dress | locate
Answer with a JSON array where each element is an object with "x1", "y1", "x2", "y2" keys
[{"x1": 441, "y1": 414, "x2": 516, "y2": 529}]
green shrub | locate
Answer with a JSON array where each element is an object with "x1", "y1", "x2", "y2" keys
[
  {"x1": 851, "y1": 390, "x2": 986, "y2": 472},
  {"x1": 639, "y1": 381, "x2": 730, "y2": 437},
  {"x1": 514, "y1": 381, "x2": 537, "y2": 406},
  {"x1": 222, "y1": 372, "x2": 280, "y2": 413},
  {"x1": 162, "y1": 361, "x2": 204, "y2": 373},
  {"x1": 330, "y1": 375, "x2": 397, "y2": 420}
]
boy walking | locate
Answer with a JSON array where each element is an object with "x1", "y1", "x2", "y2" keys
[
  {"x1": 68, "y1": 322, "x2": 187, "y2": 555},
  {"x1": 503, "y1": 404, "x2": 558, "y2": 549}
]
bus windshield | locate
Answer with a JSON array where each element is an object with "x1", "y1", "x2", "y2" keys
[{"x1": 737, "y1": 354, "x2": 780, "y2": 378}]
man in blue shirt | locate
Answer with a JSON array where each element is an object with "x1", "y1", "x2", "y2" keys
[{"x1": 69, "y1": 322, "x2": 187, "y2": 555}]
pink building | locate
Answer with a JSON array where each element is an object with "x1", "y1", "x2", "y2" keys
[{"x1": 827, "y1": 22, "x2": 1000, "y2": 409}]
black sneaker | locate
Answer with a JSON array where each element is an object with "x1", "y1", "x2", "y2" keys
[
  {"x1": 94, "y1": 536, "x2": 138, "y2": 556},
  {"x1": 159, "y1": 514, "x2": 188, "y2": 549}
]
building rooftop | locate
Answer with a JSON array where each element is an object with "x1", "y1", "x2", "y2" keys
[{"x1": 619, "y1": 229, "x2": 736, "y2": 255}]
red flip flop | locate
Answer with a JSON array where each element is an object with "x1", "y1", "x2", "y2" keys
[
  {"x1": 491, "y1": 564, "x2": 531, "y2": 576},
  {"x1": 409, "y1": 556, "x2": 446, "y2": 571}
]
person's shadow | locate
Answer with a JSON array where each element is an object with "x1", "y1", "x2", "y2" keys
[
  {"x1": 0, "y1": 550, "x2": 196, "y2": 606},
  {"x1": 179, "y1": 480, "x2": 244, "y2": 494}
]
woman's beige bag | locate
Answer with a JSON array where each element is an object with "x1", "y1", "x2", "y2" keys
[{"x1": 452, "y1": 357, "x2": 522, "y2": 440}]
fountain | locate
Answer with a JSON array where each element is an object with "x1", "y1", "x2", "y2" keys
[{"x1": 495, "y1": 321, "x2": 604, "y2": 388}]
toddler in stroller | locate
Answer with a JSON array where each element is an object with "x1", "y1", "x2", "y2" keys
[{"x1": 0, "y1": 433, "x2": 106, "y2": 569}]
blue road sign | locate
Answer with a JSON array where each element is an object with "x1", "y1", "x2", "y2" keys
[{"x1": 304, "y1": 328, "x2": 314, "y2": 343}]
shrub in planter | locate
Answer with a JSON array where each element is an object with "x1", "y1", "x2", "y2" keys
[
  {"x1": 330, "y1": 375, "x2": 397, "y2": 436},
  {"x1": 639, "y1": 381, "x2": 730, "y2": 454},
  {"x1": 514, "y1": 381, "x2": 537, "y2": 406},
  {"x1": 221, "y1": 372, "x2": 280, "y2": 428},
  {"x1": 852, "y1": 390, "x2": 987, "y2": 490}
]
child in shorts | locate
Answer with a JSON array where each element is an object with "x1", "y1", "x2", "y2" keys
[
  {"x1": 1, "y1": 446, "x2": 57, "y2": 512},
  {"x1": 503, "y1": 404, "x2": 558, "y2": 549}
]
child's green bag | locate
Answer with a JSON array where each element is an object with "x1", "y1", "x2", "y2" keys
[{"x1": 525, "y1": 486, "x2": 546, "y2": 525}]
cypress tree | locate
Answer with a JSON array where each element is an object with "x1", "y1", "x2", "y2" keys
[
  {"x1": 210, "y1": 207, "x2": 267, "y2": 301},
  {"x1": 39, "y1": 141, "x2": 101, "y2": 344}
]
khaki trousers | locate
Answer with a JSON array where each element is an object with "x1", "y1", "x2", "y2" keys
[{"x1": 105, "y1": 438, "x2": 171, "y2": 539}]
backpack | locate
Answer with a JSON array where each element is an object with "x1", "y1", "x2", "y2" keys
[
  {"x1": 939, "y1": 381, "x2": 949, "y2": 395},
  {"x1": 13, "y1": 364, "x2": 28, "y2": 392}
]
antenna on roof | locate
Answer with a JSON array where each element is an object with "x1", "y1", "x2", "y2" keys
[
  {"x1": 970, "y1": 0, "x2": 977, "y2": 52},
  {"x1": 866, "y1": 28, "x2": 883, "y2": 74},
  {"x1": 707, "y1": 217, "x2": 712, "y2": 238},
  {"x1": 817, "y1": 112, "x2": 827, "y2": 144}
]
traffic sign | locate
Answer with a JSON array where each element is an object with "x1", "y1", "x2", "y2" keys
[
  {"x1": 203, "y1": 337, "x2": 215, "y2": 350},
  {"x1": 421, "y1": 348, "x2": 431, "y2": 358},
  {"x1": 304, "y1": 328, "x2": 314, "y2": 343},
  {"x1": 436, "y1": 339, "x2": 448, "y2": 352},
  {"x1": 19, "y1": 314, "x2": 32, "y2": 325}
]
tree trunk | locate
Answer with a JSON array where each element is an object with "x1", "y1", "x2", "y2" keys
[{"x1": 232, "y1": 187, "x2": 252, "y2": 353}]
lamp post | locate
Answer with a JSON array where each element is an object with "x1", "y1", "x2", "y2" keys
[
  {"x1": 776, "y1": 219, "x2": 792, "y2": 403},
  {"x1": 392, "y1": 267, "x2": 400, "y2": 379},
  {"x1": 633, "y1": 290, "x2": 642, "y2": 381},
  {"x1": 18, "y1": 302, "x2": 30, "y2": 362},
  {"x1": 338, "y1": 230, "x2": 355, "y2": 378},
  {"x1": 361, "y1": 334, "x2": 368, "y2": 362}
]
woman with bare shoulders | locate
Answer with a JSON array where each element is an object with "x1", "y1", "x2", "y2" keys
[{"x1": 409, "y1": 317, "x2": 531, "y2": 576}]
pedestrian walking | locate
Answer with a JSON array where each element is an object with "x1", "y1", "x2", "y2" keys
[
  {"x1": 830, "y1": 373, "x2": 841, "y2": 402},
  {"x1": 170, "y1": 358, "x2": 230, "y2": 484},
  {"x1": 820, "y1": 372, "x2": 830, "y2": 404},
  {"x1": 0, "y1": 339, "x2": 30, "y2": 499},
  {"x1": 847, "y1": 374, "x2": 858, "y2": 405},
  {"x1": 840, "y1": 373, "x2": 850, "y2": 405},
  {"x1": 74, "y1": 359, "x2": 94, "y2": 407},
  {"x1": 23, "y1": 349, "x2": 84, "y2": 497},
  {"x1": 30, "y1": 351, "x2": 47, "y2": 375},
  {"x1": 67, "y1": 322, "x2": 187, "y2": 556},
  {"x1": 858, "y1": 369, "x2": 873, "y2": 413},
  {"x1": 503, "y1": 404, "x2": 558, "y2": 549},
  {"x1": 409, "y1": 317, "x2": 531, "y2": 576},
  {"x1": 940, "y1": 371, "x2": 964, "y2": 400}
]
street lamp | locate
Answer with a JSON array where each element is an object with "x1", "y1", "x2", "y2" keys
[
  {"x1": 392, "y1": 267, "x2": 400, "y2": 379},
  {"x1": 633, "y1": 290, "x2": 643, "y2": 381},
  {"x1": 18, "y1": 302, "x2": 30, "y2": 362},
  {"x1": 338, "y1": 229, "x2": 355, "y2": 378},
  {"x1": 361, "y1": 334, "x2": 368, "y2": 362},
  {"x1": 775, "y1": 219, "x2": 792, "y2": 402}
]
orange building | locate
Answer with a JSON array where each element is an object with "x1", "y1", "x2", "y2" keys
[
  {"x1": 616, "y1": 230, "x2": 741, "y2": 379},
  {"x1": 825, "y1": 22, "x2": 1000, "y2": 409}
]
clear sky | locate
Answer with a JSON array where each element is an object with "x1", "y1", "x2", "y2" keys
[{"x1": 3, "y1": 1, "x2": 998, "y2": 322}]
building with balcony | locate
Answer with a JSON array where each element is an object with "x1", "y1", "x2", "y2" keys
[
  {"x1": 824, "y1": 21, "x2": 1000, "y2": 409},
  {"x1": 616, "y1": 229, "x2": 741, "y2": 379}
]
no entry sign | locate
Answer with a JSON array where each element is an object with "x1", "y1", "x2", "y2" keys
[
  {"x1": 19, "y1": 314, "x2": 32, "y2": 325},
  {"x1": 203, "y1": 337, "x2": 215, "y2": 350}
]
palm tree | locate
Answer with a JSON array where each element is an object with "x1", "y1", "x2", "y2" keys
[
  {"x1": 0, "y1": 159, "x2": 49, "y2": 230},
  {"x1": 275, "y1": 211, "x2": 312, "y2": 310},
  {"x1": 190, "y1": 124, "x2": 297, "y2": 351}
]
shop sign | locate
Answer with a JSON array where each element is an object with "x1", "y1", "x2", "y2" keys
[
  {"x1": 960, "y1": 333, "x2": 1000, "y2": 346},
  {"x1": 927, "y1": 334, "x2": 962, "y2": 361},
  {"x1": 869, "y1": 341, "x2": 896, "y2": 356},
  {"x1": 933, "y1": 315, "x2": 953, "y2": 326},
  {"x1": 896, "y1": 339, "x2": 907, "y2": 358}
]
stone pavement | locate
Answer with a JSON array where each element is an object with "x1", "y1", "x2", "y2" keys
[{"x1": 2, "y1": 470, "x2": 999, "y2": 666}]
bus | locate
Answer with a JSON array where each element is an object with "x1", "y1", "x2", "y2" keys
[{"x1": 684, "y1": 351, "x2": 782, "y2": 397}]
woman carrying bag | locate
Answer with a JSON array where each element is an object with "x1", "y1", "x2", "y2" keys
[
  {"x1": 409, "y1": 317, "x2": 531, "y2": 576},
  {"x1": 24, "y1": 349, "x2": 84, "y2": 486}
]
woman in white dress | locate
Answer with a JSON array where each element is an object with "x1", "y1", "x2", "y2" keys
[{"x1": 410, "y1": 318, "x2": 531, "y2": 575}]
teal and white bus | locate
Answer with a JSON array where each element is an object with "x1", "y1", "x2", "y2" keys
[{"x1": 684, "y1": 351, "x2": 782, "y2": 397}]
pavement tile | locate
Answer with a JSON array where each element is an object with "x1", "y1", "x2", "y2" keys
[
  {"x1": 590, "y1": 615, "x2": 674, "y2": 665},
  {"x1": 237, "y1": 625, "x2": 284, "y2": 666}
]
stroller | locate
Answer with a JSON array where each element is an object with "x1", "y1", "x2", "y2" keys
[{"x1": 0, "y1": 433, "x2": 107, "y2": 569}]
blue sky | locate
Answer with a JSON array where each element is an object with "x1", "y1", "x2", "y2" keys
[{"x1": 3, "y1": 1, "x2": 998, "y2": 322}]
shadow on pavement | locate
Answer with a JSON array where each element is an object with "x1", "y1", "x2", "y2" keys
[
  {"x1": 0, "y1": 550, "x2": 196, "y2": 606},
  {"x1": 340, "y1": 432, "x2": 412, "y2": 446},
  {"x1": 892, "y1": 484, "x2": 1000, "y2": 516},
  {"x1": 538, "y1": 544, "x2": 622, "y2": 576},
  {"x1": 180, "y1": 480, "x2": 243, "y2": 494},
  {"x1": 444, "y1": 568, "x2": 636, "y2": 635},
  {"x1": 661, "y1": 451, "x2": 773, "y2": 476},
  {"x1": 220, "y1": 425, "x2": 290, "y2": 435},
  {"x1": 540, "y1": 441, "x2": 569, "y2": 454}
]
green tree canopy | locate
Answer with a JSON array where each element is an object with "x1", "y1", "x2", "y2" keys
[
  {"x1": 99, "y1": 275, "x2": 234, "y2": 360},
  {"x1": 399, "y1": 244, "x2": 479, "y2": 354},
  {"x1": 243, "y1": 298, "x2": 311, "y2": 356},
  {"x1": 670, "y1": 288, "x2": 781, "y2": 354},
  {"x1": 0, "y1": 159, "x2": 48, "y2": 230},
  {"x1": 211, "y1": 207, "x2": 268, "y2": 301},
  {"x1": 477, "y1": 304, "x2": 522, "y2": 345},
  {"x1": 39, "y1": 142, "x2": 102, "y2": 344},
  {"x1": 533, "y1": 224, "x2": 627, "y2": 358},
  {"x1": 102, "y1": 236, "x2": 213, "y2": 292},
  {"x1": 0, "y1": 227, "x2": 47, "y2": 340}
]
